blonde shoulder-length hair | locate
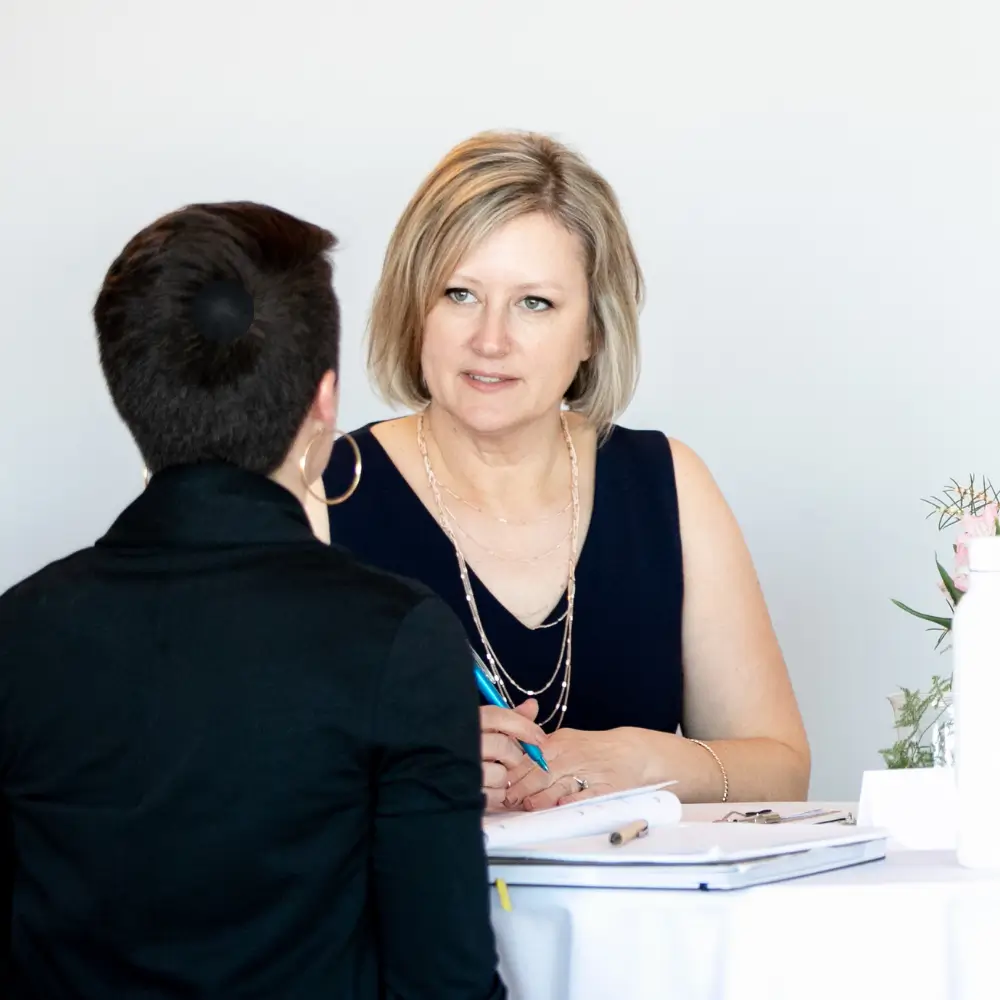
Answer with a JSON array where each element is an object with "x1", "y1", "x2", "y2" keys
[{"x1": 367, "y1": 130, "x2": 644, "y2": 434}]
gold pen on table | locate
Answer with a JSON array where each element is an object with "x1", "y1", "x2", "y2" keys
[{"x1": 609, "y1": 819, "x2": 649, "y2": 846}]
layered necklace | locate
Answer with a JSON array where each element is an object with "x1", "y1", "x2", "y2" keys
[{"x1": 417, "y1": 410, "x2": 580, "y2": 729}]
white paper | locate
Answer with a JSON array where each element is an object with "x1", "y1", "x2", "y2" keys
[
  {"x1": 482, "y1": 783, "x2": 681, "y2": 850},
  {"x1": 488, "y1": 818, "x2": 887, "y2": 864}
]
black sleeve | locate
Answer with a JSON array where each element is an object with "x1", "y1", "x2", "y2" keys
[
  {"x1": 0, "y1": 613, "x2": 12, "y2": 985},
  {"x1": 371, "y1": 596, "x2": 506, "y2": 1000},
  {"x1": 0, "y1": 801, "x2": 10, "y2": 985}
]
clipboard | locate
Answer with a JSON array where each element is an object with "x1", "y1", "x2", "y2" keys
[{"x1": 487, "y1": 821, "x2": 888, "y2": 891}]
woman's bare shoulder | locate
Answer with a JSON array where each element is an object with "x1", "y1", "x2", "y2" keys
[
  {"x1": 663, "y1": 436, "x2": 719, "y2": 493},
  {"x1": 368, "y1": 414, "x2": 417, "y2": 453}
]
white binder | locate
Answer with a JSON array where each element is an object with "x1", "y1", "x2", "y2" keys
[{"x1": 486, "y1": 790, "x2": 887, "y2": 891}]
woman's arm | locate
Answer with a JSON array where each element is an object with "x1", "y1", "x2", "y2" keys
[
  {"x1": 371, "y1": 597, "x2": 506, "y2": 1000},
  {"x1": 669, "y1": 437, "x2": 810, "y2": 801},
  {"x1": 506, "y1": 438, "x2": 810, "y2": 809}
]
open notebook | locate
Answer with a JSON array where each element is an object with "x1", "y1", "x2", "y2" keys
[
  {"x1": 482, "y1": 783, "x2": 682, "y2": 851},
  {"x1": 484, "y1": 784, "x2": 887, "y2": 890}
]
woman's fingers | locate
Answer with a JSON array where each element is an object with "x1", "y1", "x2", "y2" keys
[
  {"x1": 478, "y1": 700, "x2": 549, "y2": 810},
  {"x1": 481, "y1": 760, "x2": 510, "y2": 791},
  {"x1": 505, "y1": 762, "x2": 558, "y2": 808},
  {"x1": 483, "y1": 785, "x2": 508, "y2": 812},
  {"x1": 479, "y1": 703, "x2": 547, "y2": 747},
  {"x1": 554, "y1": 786, "x2": 604, "y2": 807},
  {"x1": 481, "y1": 732, "x2": 524, "y2": 770},
  {"x1": 523, "y1": 774, "x2": 587, "y2": 812}
]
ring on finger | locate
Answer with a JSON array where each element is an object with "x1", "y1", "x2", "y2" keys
[{"x1": 571, "y1": 775, "x2": 589, "y2": 792}]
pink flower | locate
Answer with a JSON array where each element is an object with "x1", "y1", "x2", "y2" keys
[
  {"x1": 956, "y1": 504, "x2": 999, "y2": 545},
  {"x1": 951, "y1": 504, "x2": 999, "y2": 591}
]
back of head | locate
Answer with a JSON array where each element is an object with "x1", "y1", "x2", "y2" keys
[
  {"x1": 368, "y1": 130, "x2": 644, "y2": 431},
  {"x1": 94, "y1": 201, "x2": 339, "y2": 476}
]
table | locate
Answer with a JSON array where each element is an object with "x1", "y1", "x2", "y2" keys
[{"x1": 488, "y1": 802, "x2": 1000, "y2": 1000}]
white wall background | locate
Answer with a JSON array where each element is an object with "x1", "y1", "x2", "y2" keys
[{"x1": 1, "y1": 0, "x2": 996, "y2": 797}]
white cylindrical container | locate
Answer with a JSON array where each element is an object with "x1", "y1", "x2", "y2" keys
[{"x1": 954, "y1": 534, "x2": 1000, "y2": 869}]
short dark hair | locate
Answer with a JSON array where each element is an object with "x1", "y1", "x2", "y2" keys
[{"x1": 94, "y1": 201, "x2": 339, "y2": 475}]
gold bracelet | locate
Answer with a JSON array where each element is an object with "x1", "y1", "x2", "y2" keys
[{"x1": 689, "y1": 739, "x2": 729, "y2": 803}]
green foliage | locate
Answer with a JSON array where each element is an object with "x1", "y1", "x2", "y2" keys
[
  {"x1": 878, "y1": 674, "x2": 952, "y2": 769},
  {"x1": 883, "y1": 476, "x2": 999, "y2": 767},
  {"x1": 892, "y1": 475, "x2": 1000, "y2": 634},
  {"x1": 922, "y1": 475, "x2": 999, "y2": 530}
]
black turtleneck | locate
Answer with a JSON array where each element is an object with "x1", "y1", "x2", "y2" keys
[{"x1": 0, "y1": 462, "x2": 505, "y2": 1000}]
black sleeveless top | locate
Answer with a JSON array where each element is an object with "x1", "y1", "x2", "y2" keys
[{"x1": 325, "y1": 423, "x2": 685, "y2": 735}]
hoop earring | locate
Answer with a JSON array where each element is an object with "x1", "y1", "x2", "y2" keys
[{"x1": 300, "y1": 429, "x2": 362, "y2": 506}]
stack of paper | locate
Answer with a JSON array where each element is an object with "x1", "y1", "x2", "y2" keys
[{"x1": 485, "y1": 784, "x2": 887, "y2": 890}]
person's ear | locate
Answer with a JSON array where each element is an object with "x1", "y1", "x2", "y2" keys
[{"x1": 311, "y1": 370, "x2": 339, "y2": 429}]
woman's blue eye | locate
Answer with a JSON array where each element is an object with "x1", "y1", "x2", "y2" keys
[
  {"x1": 522, "y1": 296, "x2": 553, "y2": 312},
  {"x1": 445, "y1": 288, "x2": 476, "y2": 304}
]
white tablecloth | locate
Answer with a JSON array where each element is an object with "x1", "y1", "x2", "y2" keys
[{"x1": 489, "y1": 803, "x2": 1000, "y2": 1000}]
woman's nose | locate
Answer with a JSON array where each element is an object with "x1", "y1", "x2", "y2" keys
[{"x1": 470, "y1": 304, "x2": 511, "y2": 358}]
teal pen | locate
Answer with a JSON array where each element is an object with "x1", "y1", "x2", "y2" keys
[{"x1": 472, "y1": 657, "x2": 549, "y2": 772}]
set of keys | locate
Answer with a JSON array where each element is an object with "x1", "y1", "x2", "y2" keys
[{"x1": 715, "y1": 808, "x2": 855, "y2": 825}]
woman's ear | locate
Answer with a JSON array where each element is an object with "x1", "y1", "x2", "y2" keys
[{"x1": 312, "y1": 370, "x2": 339, "y2": 428}]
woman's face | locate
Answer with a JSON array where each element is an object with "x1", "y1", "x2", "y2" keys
[{"x1": 421, "y1": 212, "x2": 591, "y2": 435}]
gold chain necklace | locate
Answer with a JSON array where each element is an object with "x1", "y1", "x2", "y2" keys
[
  {"x1": 441, "y1": 482, "x2": 572, "y2": 525},
  {"x1": 417, "y1": 410, "x2": 579, "y2": 728},
  {"x1": 439, "y1": 500, "x2": 572, "y2": 564}
]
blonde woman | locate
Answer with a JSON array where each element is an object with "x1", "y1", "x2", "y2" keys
[{"x1": 318, "y1": 131, "x2": 810, "y2": 811}]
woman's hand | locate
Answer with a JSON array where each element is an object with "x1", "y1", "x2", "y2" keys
[
  {"x1": 504, "y1": 727, "x2": 652, "y2": 811},
  {"x1": 480, "y1": 699, "x2": 548, "y2": 812}
]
